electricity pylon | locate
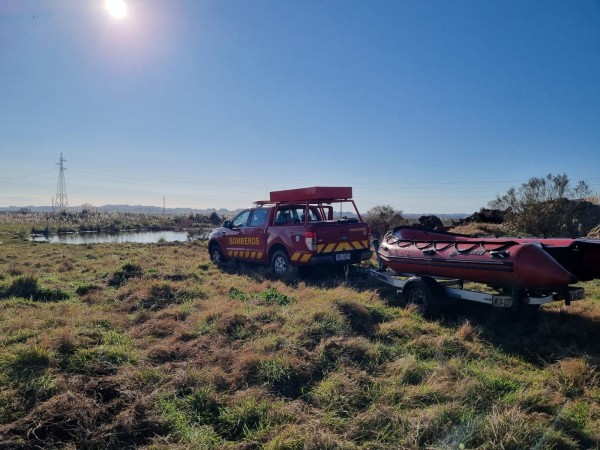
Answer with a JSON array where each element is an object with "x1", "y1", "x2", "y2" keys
[{"x1": 55, "y1": 153, "x2": 69, "y2": 212}]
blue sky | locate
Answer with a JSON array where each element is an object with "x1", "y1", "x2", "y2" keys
[{"x1": 1, "y1": 0, "x2": 599, "y2": 213}]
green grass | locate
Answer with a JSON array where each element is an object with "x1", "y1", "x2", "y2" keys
[{"x1": 1, "y1": 222, "x2": 599, "y2": 448}]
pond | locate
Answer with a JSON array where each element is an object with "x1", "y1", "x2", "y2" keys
[{"x1": 29, "y1": 230, "x2": 203, "y2": 244}]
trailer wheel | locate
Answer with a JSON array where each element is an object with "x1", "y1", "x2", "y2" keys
[
  {"x1": 209, "y1": 243, "x2": 225, "y2": 265},
  {"x1": 403, "y1": 280, "x2": 435, "y2": 316},
  {"x1": 270, "y1": 250, "x2": 294, "y2": 277},
  {"x1": 506, "y1": 287, "x2": 540, "y2": 318}
]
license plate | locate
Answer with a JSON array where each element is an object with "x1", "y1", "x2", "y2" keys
[
  {"x1": 568, "y1": 288, "x2": 585, "y2": 301},
  {"x1": 336, "y1": 252, "x2": 351, "y2": 261},
  {"x1": 492, "y1": 295, "x2": 513, "y2": 308}
]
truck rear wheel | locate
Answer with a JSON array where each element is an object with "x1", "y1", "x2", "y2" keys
[{"x1": 271, "y1": 250, "x2": 293, "y2": 277}]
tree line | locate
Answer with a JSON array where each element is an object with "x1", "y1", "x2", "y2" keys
[{"x1": 365, "y1": 173, "x2": 599, "y2": 239}]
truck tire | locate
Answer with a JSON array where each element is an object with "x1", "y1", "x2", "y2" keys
[
  {"x1": 271, "y1": 250, "x2": 293, "y2": 277},
  {"x1": 209, "y1": 243, "x2": 225, "y2": 265},
  {"x1": 403, "y1": 280, "x2": 436, "y2": 316}
]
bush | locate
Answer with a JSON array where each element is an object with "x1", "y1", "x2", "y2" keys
[
  {"x1": 108, "y1": 262, "x2": 143, "y2": 287},
  {"x1": 489, "y1": 173, "x2": 594, "y2": 237},
  {"x1": 364, "y1": 205, "x2": 405, "y2": 239},
  {"x1": 139, "y1": 282, "x2": 178, "y2": 310},
  {"x1": 1, "y1": 275, "x2": 68, "y2": 302}
]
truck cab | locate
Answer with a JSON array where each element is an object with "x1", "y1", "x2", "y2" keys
[{"x1": 208, "y1": 187, "x2": 372, "y2": 275}]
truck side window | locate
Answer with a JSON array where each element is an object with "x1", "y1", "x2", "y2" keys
[
  {"x1": 275, "y1": 209, "x2": 291, "y2": 225},
  {"x1": 231, "y1": 210, "x2": 251, "y2": 228},
  {"x1": 249, "y1": 209, "x2": 268, "y2": 227},
  {"x1": 308, "y1": 208, "x2": 322, "y2": 221}
]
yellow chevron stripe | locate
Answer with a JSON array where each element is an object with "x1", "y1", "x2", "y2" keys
[
  {"x1": 256, "y1": 252, "x2": 263, "y2": 259},
  {"x1": 317, "y1": 244, "x2": 325, "y2": 253},
  {"x1": 250, "y1": 251, "x2": 256, "y2": 259},
  {"x1": 324, "y1": 243, "x2": 336, "y2": 253},
  {"x1": 228, "y1": 251, "x2": 234, "y2": 257},
  {"x1": 351, "y1": 241, "x2": 364, "y2": 250},
  {"x1": 336, "y1": 242, "x2": 353, "y2": 252},
  {"x1": 291, "y1": 252, "x2": 301, "y2": 262},
  {"x1": 300, "y1": 253, "x2": 311, "y2": 263}
]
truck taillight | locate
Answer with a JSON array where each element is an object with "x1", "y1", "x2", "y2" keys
[{"x1": 304, "y1": 231, "x2": 317, "y2": 251}]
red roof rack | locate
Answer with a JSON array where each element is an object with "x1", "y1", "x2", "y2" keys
[{"x1": 267, "y1": 186, "x2": 353, "y2": 203}]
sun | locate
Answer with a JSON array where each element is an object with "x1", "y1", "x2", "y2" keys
[{"x1": 105, "y1": 0, "x2": 127, "y2": 19}]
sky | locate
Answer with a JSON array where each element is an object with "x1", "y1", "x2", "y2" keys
[{"x1": 1, "y1": 0, "x2": 599, "y2": 214}]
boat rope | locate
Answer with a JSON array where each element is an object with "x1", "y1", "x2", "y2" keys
[{"x1": 383, "y1": 233, "x2": 519, "y2": 255}]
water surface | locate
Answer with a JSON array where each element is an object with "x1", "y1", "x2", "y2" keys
[{"x1": 30, "y1": 230, "x2": 194, "y2": 244}]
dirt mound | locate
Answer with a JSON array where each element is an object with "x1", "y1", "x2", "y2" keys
[
  {"x1": 464, "y1": 208, "x2": 504, "y2": 224},
  {"x1": 570, "y1": 200, "x2": 600, "y2": 237},
  {"x1": 588, "y1": 225, "x2": 600, "y2": 238},
  {"x1": 449, "y1": 222, "x2": 506, "y2": 237},
  {"x1": 417, "y1": 215, "x2": 445, "y2": 231}
]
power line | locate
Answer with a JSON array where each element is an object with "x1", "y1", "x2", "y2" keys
[{"x1": 0, "y1": 169, "x2": 54, "y2": 186}]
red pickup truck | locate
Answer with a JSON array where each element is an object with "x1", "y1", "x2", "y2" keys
[{"x1": 208, "y1": 187, "x2": 372, "y2": 276}]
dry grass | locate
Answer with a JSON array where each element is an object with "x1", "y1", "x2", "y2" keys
[{"x1": 1, "y1": 225, "x2": 600, "y2": 448}]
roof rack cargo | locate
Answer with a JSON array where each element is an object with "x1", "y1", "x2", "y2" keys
[{"x1": 266, "y1": 186, "x2": 353, "y2": 203}]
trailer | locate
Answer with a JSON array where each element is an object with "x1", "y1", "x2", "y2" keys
[
  {"x1": 365, "y1": 232, "x2": 588, "y2": 314},
  {"x1": 365, "y1": 267, "x2": 585, "y2": 316}
]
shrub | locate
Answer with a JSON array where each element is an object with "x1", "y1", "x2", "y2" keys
[
  {"x1": 228, "y1": 287, "x2": 248, "y2": 302},
  {"x1": 5, "y1": 275, "x2": 38, "y2": 299},
  {"x1": 139, "y1": 282, "x2": 178, "y2": 310},
  {"x1": 75, "y1": 283, "x2": 98, "y2": 296},
  {"x1": 336, "y1": 300, "x2": 376, "y2": 336},
  {"x1": 66, "y1": 346, "x2": 136, "y2": 375},
  {"x1": 108, "y1": 262, "x2": 143, "y2": 287},
  {"x1": 1, "y1": 275, "x2": 68, "y2": 302},
  {"x1": 302, "y1": 311, "x2": 349, "y2": 348},
  {"x1": 489, "y1": 173, "x2": 594, "y2": 237},
  {"x1": 217, "y1": 394, "x2": 273, "y2": 440},
  {"x1": 309, "y1": 371, "x2": 375, "y2": 417},
  {"x1": 260, "y1": 287, "x2": 295, "y2": 306},
  {"x1": 257, "y1": 356, "x2": 308, "y2": 397}
]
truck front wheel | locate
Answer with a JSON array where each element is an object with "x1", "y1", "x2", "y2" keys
[
  {"x1": 209, "y1": 243, "x2": 225, "y2": 265},
  {"x1": 271, "y1": 250, "x2": 293, "y2": 277}
]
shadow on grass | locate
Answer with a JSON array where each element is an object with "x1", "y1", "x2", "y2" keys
[
  {"x1": 435, "y1": 301, "x2": 600, "y2": 367},
  {"x1": 211, "y1": 261, "x2": 600, "y2": 367},
  {"x1": 213, "y1": 260, "x2": 353, "y2": 288}
]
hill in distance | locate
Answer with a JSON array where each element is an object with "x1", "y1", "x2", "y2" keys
[{"x1": 0, "y1": 205, "x2": 469, "y2": 219}]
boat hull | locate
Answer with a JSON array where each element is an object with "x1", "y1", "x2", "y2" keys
[{"x1": 377, "y1": 227, "x2": 600, "y2": 289}]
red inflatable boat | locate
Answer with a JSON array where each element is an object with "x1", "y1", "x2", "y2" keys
[{"x1": 377, "y1": 226, "x2": 600, "y2": 290}]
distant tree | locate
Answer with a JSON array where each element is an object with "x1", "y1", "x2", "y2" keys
[
  {"x1": 80, "y1": 203, "x2": 96, "y2": 218},
  {"x1": 208, "y1": 211, "x2": 222, "y2": 226},
  {"x1": 364, "y1": 205, "x2": 405, "y2": 239},
  {"x1": 489, "y1": 173, "x2": 592, "y2": 237}
]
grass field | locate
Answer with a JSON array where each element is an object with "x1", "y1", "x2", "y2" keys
[{"x1": 1, "y1": 224, "x2": 599, "y2": 449}]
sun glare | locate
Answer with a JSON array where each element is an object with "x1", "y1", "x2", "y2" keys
[{"x1": 105, "y1": 0, "x2": 128, "y2": 19}]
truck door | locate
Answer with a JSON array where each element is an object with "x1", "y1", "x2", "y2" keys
[
  {"x1": 243, "y1": 208, "x2": 269, "y2": 262},
  {"x1": 222, "y1": 209, "x2": 268, "y2": 262},
  {"x1": 222, "y1": 210, "x2": 251, "y2": 259}
]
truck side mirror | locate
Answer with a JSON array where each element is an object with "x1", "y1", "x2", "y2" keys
[{"x1": 223, "y1": 220, "x2": 232, "y2": 229}]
